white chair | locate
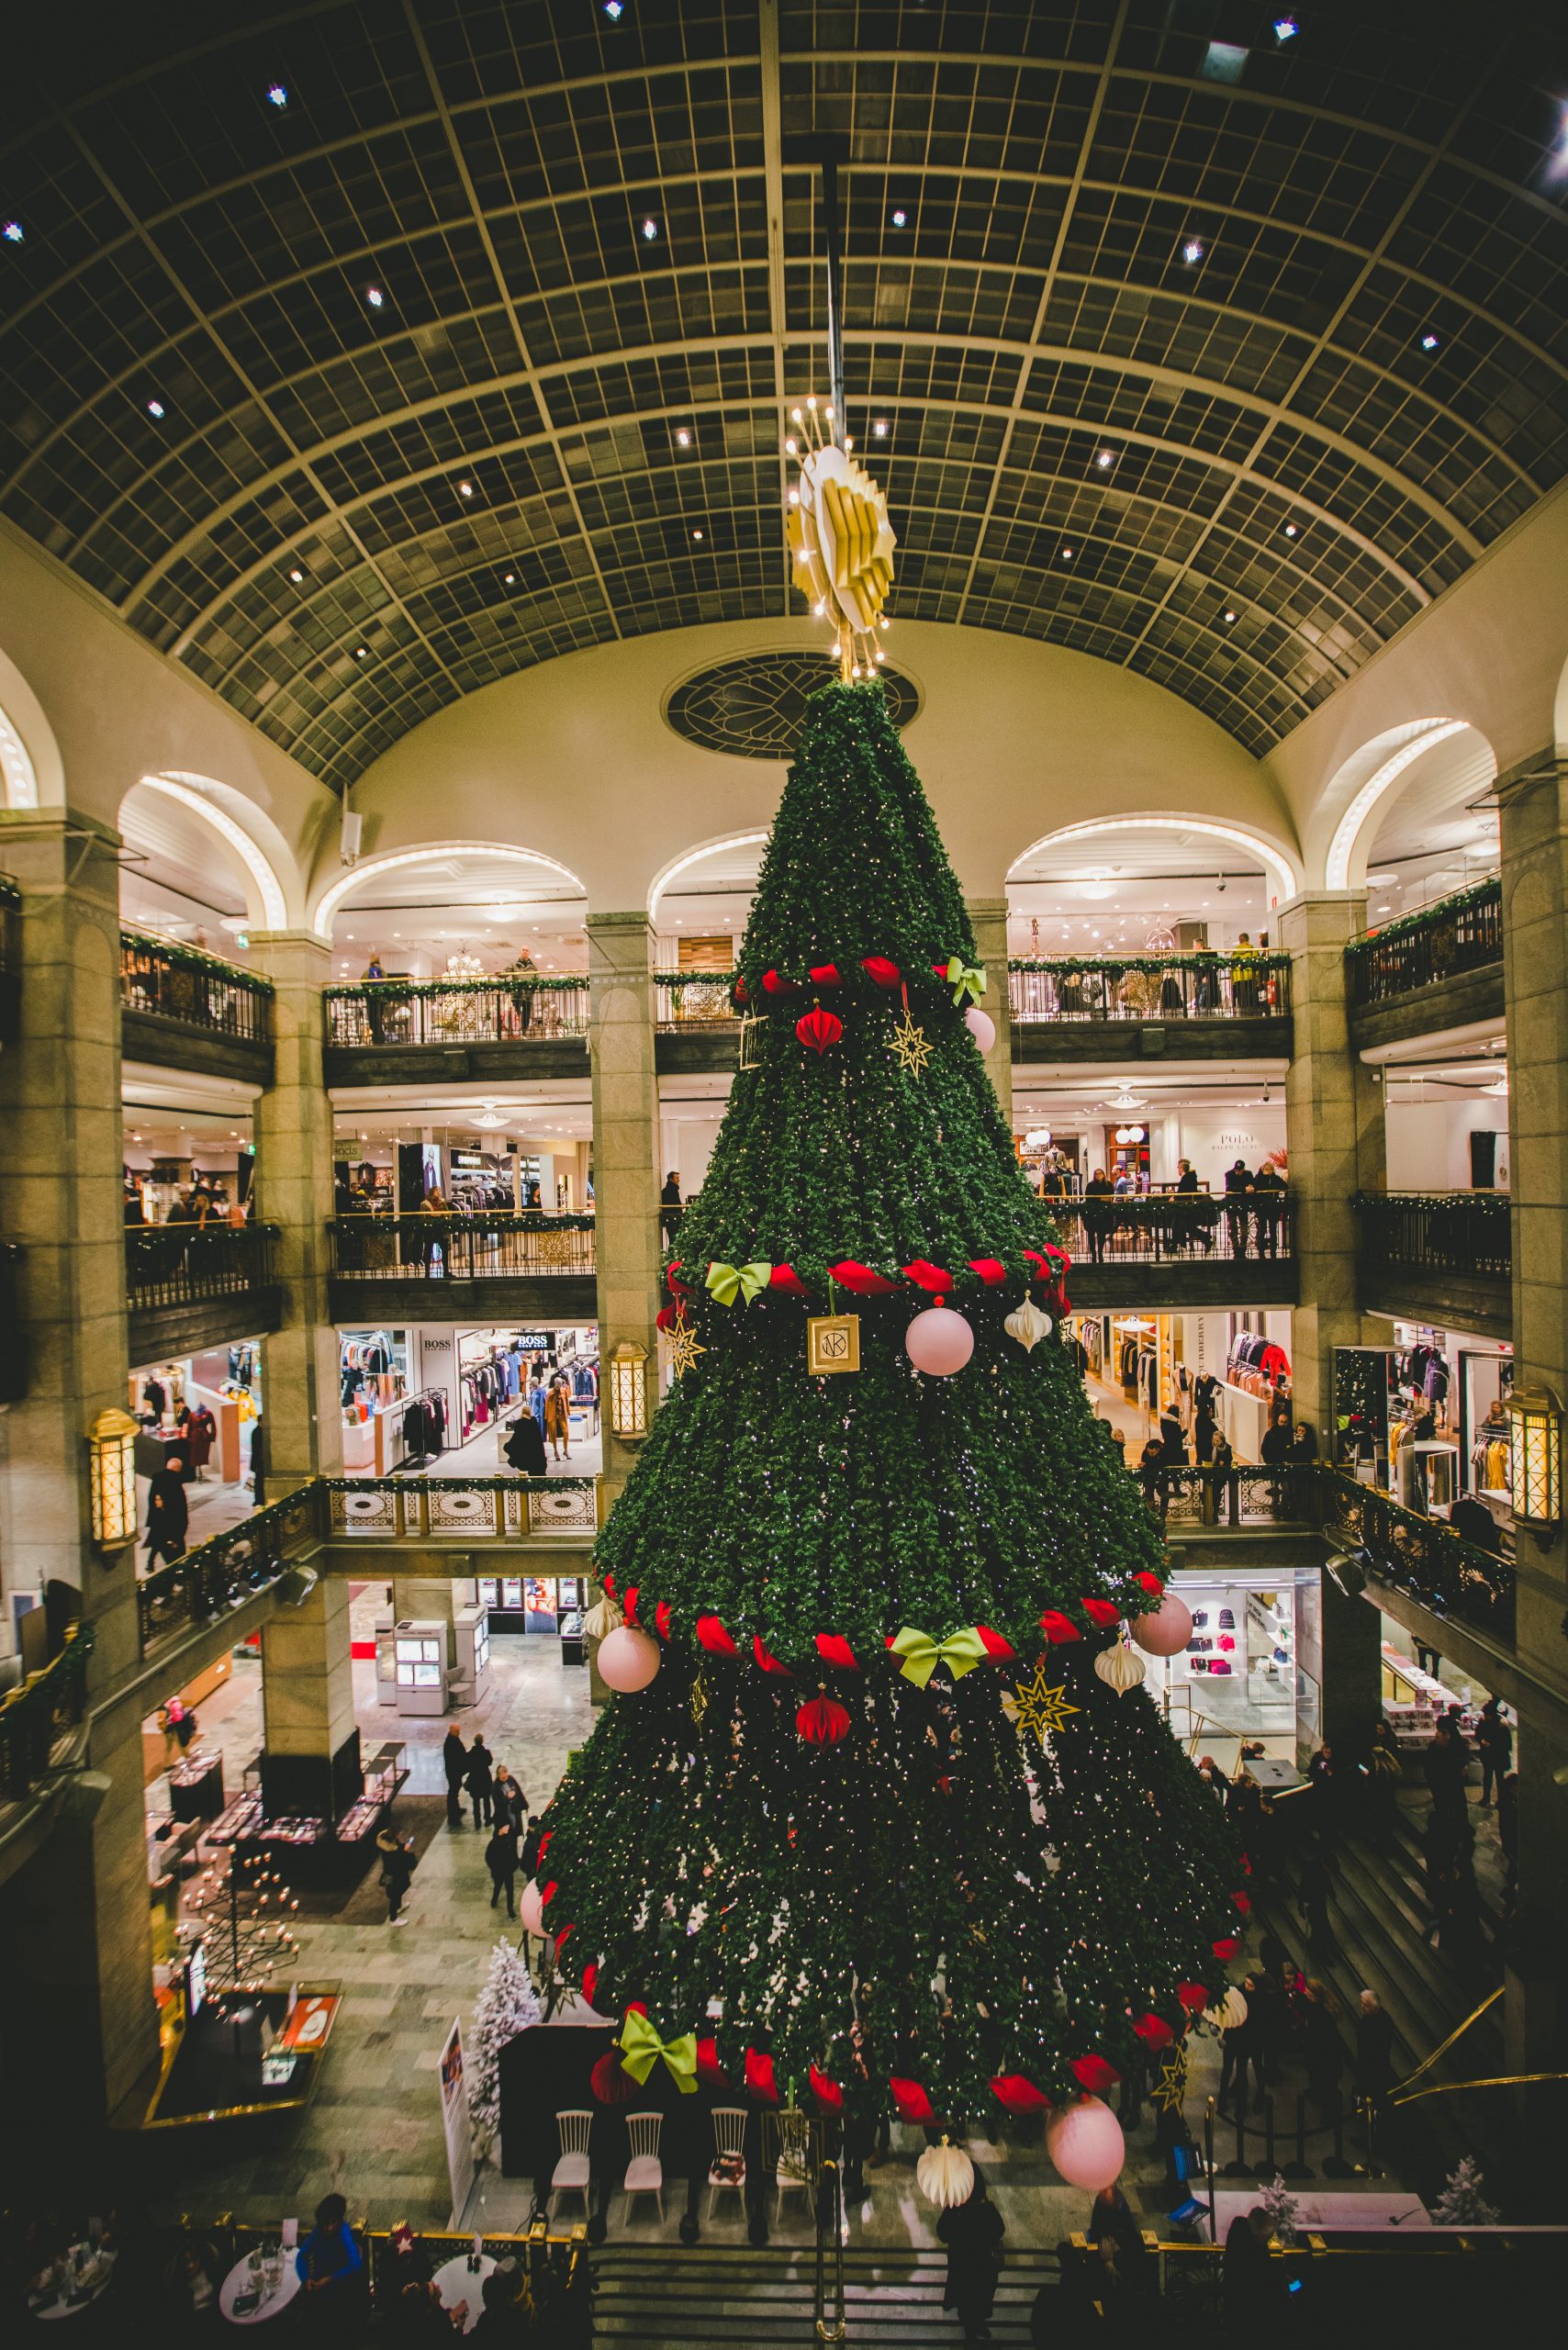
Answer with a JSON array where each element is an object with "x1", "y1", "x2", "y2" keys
[
  {"x1": 622, "y1": 2111, "x2": 665, "y2": 2224},
  {"x1": 774, "y1": 2109, "x2": 812, "y2": 2224},
  {"x1": 550, "y1": 2109, "x2": 592, "y2": 2218},
  {"x1": 706, "y1": 2105, "x2": 748, "y2": 2220}
]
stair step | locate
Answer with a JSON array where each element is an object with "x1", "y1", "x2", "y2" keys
[{"x1": 589, "y1": 2246, "x2": 1054, "y2": 2344}]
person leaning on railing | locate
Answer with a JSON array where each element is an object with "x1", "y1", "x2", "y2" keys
[{"x1": 504, "y1": 946, "x2": 537, "y2": 1035}]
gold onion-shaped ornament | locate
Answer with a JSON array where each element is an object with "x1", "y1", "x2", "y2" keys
[
  {"x1": 1092, "y1": 1639, "x2": 1146, "y2": 1696},
  {"x1": 583, "y1": 1593, "x2": 624, "y2": 1641},
  {"x1": 1003, "y1": 1297, "x2": 1054, "y2": 1351}
]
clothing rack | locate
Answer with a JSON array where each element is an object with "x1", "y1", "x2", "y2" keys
[{"x1": 394, "y1": 1384, "x2": 450, "y2": 1472}]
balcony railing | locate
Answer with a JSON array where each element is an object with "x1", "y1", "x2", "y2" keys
[
  {"x1": 330, "y1": 1212, "x2": 595, "y2": 1281},
  {"x1": 1319, "y1": 1468, "x2": 1515, "y2": 1641},
  {"x1": 1353, "y1": 1190, "x2": 1511, "y2": 1281},
  {"x1": 1008, "y1": 953, "x2": 1292, "y2": 1024},
  {"x1": 126, "y1": 1221, "x2": 280, "y2": 1315},
  {"x1": 326, "y1": 1475, "x2": 601, "y2": 1542},
  {"x1": 1346, "y1": 877, "x2": 1503, "y2": 1008},
  {"x1": 136, "y1": 1484, "x2": 319, "y2": 1657},
  {"x1": 1062, "y1": 1192, "x2": 1293, "y2": 1263},
  {"x1": 323, "y1": 976, "x2": 589, "y2": 1049},
  {"x1": 1142, "y1": 1463, "x2": 1314, "y2": 1527},
  {"x1": 655, "y1": 969, "x2": 738, "y2": 1028},
  {"x1": 119, "y1": 927, "x2": 274, "y2": 1044},
  {"x1": 0, "y1": 1620, "x2": 94, "y2": 1805}
]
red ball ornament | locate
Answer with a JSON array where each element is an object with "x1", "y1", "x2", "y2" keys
[
  {"x1": 796, "y1": 1693, "x2": 851, "y2": 1745},
  {"x1": 796, "y1": 1005, "x2": 844, "y2": 1055}
]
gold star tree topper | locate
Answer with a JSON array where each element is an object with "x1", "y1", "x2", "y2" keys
[
  {"x1": 1002, "y1": 1658, "x2": 1081, "y2": 1745},
  {"x1": 786, "y1": 398, "x2": 896, "y2": 681}
]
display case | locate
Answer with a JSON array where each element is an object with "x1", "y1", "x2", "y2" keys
[
  {"x1": 454, "y1": 1603, "x2": 490, "y2": 1695},
  {"x1": 394, "y1": 1621, "x2": 447, "y2": 1716}
]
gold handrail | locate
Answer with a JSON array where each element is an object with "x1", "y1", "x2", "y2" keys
[{"x1": 1392, "y1": 1984, "x2": 1504, "y2": 2095}]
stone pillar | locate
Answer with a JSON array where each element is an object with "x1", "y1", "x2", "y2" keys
[
  {"x1": 0, "y1": 811, "x2": 158, "y2": 2120},
  {"x1": 262, "y1": 1575, "x2": 354, "y2": 1762},
  {"x1": 588, "y1": 913, "x2": 662, "y2": 1497},
  {"x1": 965, "y1": 895, "x2": 1013, "y2": 1127},
  {"x1": 252, "y1": 932, "x2": 342, "y2": 1489},
  {"x1": 1497, "y1": 755, "x2": 1568, "y2": 2098},
  {"x1": 1280, "y1": 891, "x2": 1385, "y2": 1440}
]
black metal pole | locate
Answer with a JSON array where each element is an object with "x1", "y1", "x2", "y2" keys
[
  {"x1": 819, "y1": 151, "x2": 846, "y2": 449},
  {"x1": 1282, "y1": 2090, "x2": 1312, "y2": 2181}
]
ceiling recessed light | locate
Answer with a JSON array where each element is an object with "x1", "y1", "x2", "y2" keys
[
  {"x1": 288, "y1": 565, "x2": 304, "y2": 582},
  {"x1": 146, "y1": 398, "x2": 165, "y2": 419},
  {"x1": 265, "y1": 82, "x2": 288, "y2": 108},
  {"x1": 692, "y1": 527, "x2": 704, "y2": 541},
  {"x1": 503, "y1": 571, "x2": 516, "y2": 585},
  {"x1": 1061, "y1": 546, "x2": 1074, "y2": 561},
  {"x1": 1181, "y1": 236, "x2": 1205, "y2": 265},
  {"x1": 872, "y1": 418, "x2": 888, "y2": 437},
  {"x1": 365, "y1": 285, "x2": 385, "y2": 308},
  {"x1": 676, "y1": 428, "x2": 691, "y2": 447},
  {"x1": 353, "y1": 645, "x2": 368, "y2": 659},
  {"x1": 2, "y1": 219, "x2": 23, "y2": 244},
  {"x1": 1094, "y1": 449, "x2": 1114, "y2": 470},
  {"x1": 1419, "y1": 330, "x2": 1439, "y2": 352},
  {"x1": 1272, "y1": 13, "x2": 1299, "y2": 40},
  {"x1": 641, "y1": 218, "x2": 659, "y2": 241},
  {"x1": 890, "y1": 207, "x2": 908, "y2": 228},
  {"x1": 1222, "y1": 608, "x2": 1238, "y2": 623},
  {"x1": 602, "y1": 0, "x2": 624, "y2": 17},
  {"x1": 1282, "y1": 521, "x2": 1298, "y2": 538}
]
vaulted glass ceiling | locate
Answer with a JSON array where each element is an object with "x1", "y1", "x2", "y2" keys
[{"x1": 2, "y1": 1, "x2": 1564, "y2": 790}]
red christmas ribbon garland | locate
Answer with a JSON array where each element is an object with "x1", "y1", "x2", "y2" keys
[{"x1": 666, "y1": 1247, "x2": 1070, "y2": 1304}]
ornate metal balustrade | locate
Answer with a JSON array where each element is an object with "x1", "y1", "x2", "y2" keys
[
  {"x1": 1346, "y1": 878, "x2": 1502, "y2": 1007},
  {"x1": 1319, "y1": 1468, "x2": 1515, "y2": 1641},
  {"x1": 654, "y1": 969, "x2": 738, "y2": 1028},
  {"x1": 1065, "y1": 1193, "x2": 1294, "y2": 1264},
  {"x1": 1008, "y1": 953, "x2": 1292, "y2": 1024},
  {"x1": 126, "y1": 1221, "x2": 280, "y2": 1314},
  {"x1": 120, "y1": 927, "x2": 274, "y2": 1044},
  {"x1": 325, "y1": 1475, "x2": 601, "y2": 1542},
  {"x1": 330, "y1": 1212, "x2": 595, "y2": 1280},
  {"x1": 0, "y1": 1620, "x2": 94, "y2": 1804},
  {"x1": 323, "y1": 975, "x2": 589, "y2": 1048},
  {"x1": 1353, "y1": 1190, "x2": 1511, "y2": 1281},
  {"x1": 136, "y1": 1484, "x2": 319, "y2": 1657}
]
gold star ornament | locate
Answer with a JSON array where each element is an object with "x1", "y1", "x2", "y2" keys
[
  {"x1": 1002, "y1": 1658, "x2": 1081, "y2": 1745},
  {"x1": 665, "y1": 1318, "x2": 708, "y2": 1381},
  {"x1": 1153, "y1": 2046, "x2": 1190, "y2": 2114},
  {"x1": 889, "y1": 1007, "x2": 934, "y2": 1080}
]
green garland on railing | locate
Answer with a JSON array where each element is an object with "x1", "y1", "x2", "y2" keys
[
  {"x1": 322, "y1": 1474, "x2": 599, "y2": 1494},
  {"x1": 325, "y1": 974, "x2": 588, "y2": 997},
  {"x1": 1078, "y1": 1193, "x2": 1223, "y2": 1229},
  {"x1": 653, "y1": 969, "x2": 734, "y2": 985},
  {"x1": 1350, "y1": 874, "x2": 1500, "y2": 947},
  {"x1": 1007, "y1": 952, "x2": 1289, "y2": 972},
  {"x1": 120, "y1": 925, "x2": 274, "y2": 992}
]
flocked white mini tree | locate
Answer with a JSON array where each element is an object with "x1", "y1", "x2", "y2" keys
[
  {"x1": 1260, "y1": 2172, "x2": 1301, "y2": 2245},
  {"x1": 1431, "y1": 2156, "x2": 1500, "y2": 2226},
  {"x1": 470, "y1": 1939, "x2": 542, "y2": 2158}
]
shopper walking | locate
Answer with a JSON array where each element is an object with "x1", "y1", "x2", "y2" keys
[
  {"x1": 486, "y1": 1819, "x2": 520, "y2": 1918},
  {"x1": 442, "y1": 1722, "x2": 469, "y2": 1828},
  {"x1": 493, "y1": 1764, "x2": 526, "y2": 1834},
  {"x1": 145, "y1": 1452, "x2": 190, "y2": 1565},
  {"x1": 660, "y1": 1169, "x2": 682, "y2": 1247},
  {"x1": 377, "y1": 1830, "x2": 415, "y2": 1925},
  {"x1": 544, "y1": 1373, "x2": 572, "y2": 1461},
  {"x1": 935, "y1": 2168, "x2": 1005, "y2": 2345},
  {"x1": 1222, "y1": 1158, "x2": 1252, "y2": 1259},
  {"x1": 1083, "y1": 1167, "x2": 1114, "y2": 1262},
  {"x1": 465, "y1": 1732, "x2": 494, "y2": 1828},
  {"x1": 502, "y1": 1408, "x2": 547, "y2": 1477}
]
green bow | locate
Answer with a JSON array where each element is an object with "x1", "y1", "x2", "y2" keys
[
  {"x1": 890, "y1": 1624, "x2": 990, "y2": 1688},
  {"x1": 944, "y1": 957, "x2": 987, "y2": 1009},
  {"x1": 706, "y1": 1259, "x2": 773, "y2": 1307},
  {"x1": 618, "y1": 2009, "x2": 699, "y2": 2094}
]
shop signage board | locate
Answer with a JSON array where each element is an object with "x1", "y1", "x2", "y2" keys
[{"x1": 438, "y1": 2018, "x2": 476, "y2": 2226}]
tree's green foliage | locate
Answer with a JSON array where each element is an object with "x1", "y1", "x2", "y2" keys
[{"x1": 541, "y1": 680, "x2": 1238, "y2": 2118}]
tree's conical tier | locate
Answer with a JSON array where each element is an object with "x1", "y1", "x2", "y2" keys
[{"x1": 540, "y1": 678, "x2": 1240, "y2": 2119}]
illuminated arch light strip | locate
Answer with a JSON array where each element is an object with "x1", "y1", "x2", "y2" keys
[
  {"x1": 311, "y1": 842, "x2": 587, "y2": 942},
  {"x1": 0, "y1": 707, "x2": 39, "y2": 811},
  {"x1": 1323, "y1": 721, "x2": 1473, "y2": 890},
  {"x1": 1010, "y1": 815, "x2": 1300, "y2": 908},
  {"x1": 139, "y1": 774, "x2": 288, "y2": 929},
  {"x1": 647, "y1": 831, "x2": 770, "y2": 926}
]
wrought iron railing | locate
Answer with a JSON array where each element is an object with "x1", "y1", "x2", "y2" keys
[
  {"x1": 1346, "y1": 876, "x2": 1503, "y2": 1007},
  {"x1": 1144, "y1": 1464, "x2": 1315, "y2": 1528},
  {"x1": 0, "y1": 1620, "x2": 94, "y2": 1804},
  {"x1": 1319, "y1": 1467, "x2": 1515, "y2": 1639},
  {"x1": 655, "y1": 968, "x2": 738, "y2": 1027},
  {"x1": 1065, "y1": 1192, "x2": 1294, "y2": 1263},
  {"x1": 1353, "y1": 1190, "x2": 1511, "y2": 1281},
  {"x1": 136, "y1": 1485, "x2": 319, "y2": 1657},
  {"x1": 119, "y1": 927, "x2": 273, "y2": 1044},
  {"x1": 326, "y1": 1475, "x2": 602, "y2": 1543},
  {"x1": 323, "y1": 975, "x2": 589, "y2": 1048},
  {"x1": 1008, "y1": 953, "x2": 1292, "y2": 1024},
  {"x1": 126, "y1": 1221, "x2": 279, "y2": 1315},
  {"x1": 330, "y1": 1212, "x2": 595, "y2": 1281}
]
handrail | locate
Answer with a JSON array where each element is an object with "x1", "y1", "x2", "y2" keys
[
  {"x1": 1353, "y1": 1190, "x2": 1511, "y2": 1280},
  {"x1": 1068, "y1": 1192, "x2": 1293, "y2": 1264},
  {"x1": 330, "y1": 1211, "x2": 595, "y2": 1280},
  {"x1": 323, "y1": 974, "x2": 589, "y2": 1048},
  {"x1": 126, "y1": 1221, "x2": 279, "y2": 1313},
  {"x1": 654, "y1": 969, "x2": 739, "y2": 1028},
  {"x1": 136, "y1": 1483, "x2": 319, "y2": 1657},
  {"x1": 0, "y1": 1620, "x2": 95, "y2": 1803},
  {"x1": 1008, "y1": 952, "x2": 1292, "y2": 1024},
  {"x1": 1346, "y1": 876, "x2": 1502, "y2": 1007},
  {"x1": 119, "y1": 927, "x2": 274, "y2": 1045}
]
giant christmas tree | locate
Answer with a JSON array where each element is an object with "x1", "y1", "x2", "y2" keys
[{"x1": 538, "y1": 679, "x2": 1241, "y2": 2129}]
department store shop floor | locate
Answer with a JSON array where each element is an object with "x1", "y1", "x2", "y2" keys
[{"x1": 140, "y1": 1640, "x2": 1411, "y2": 2243}]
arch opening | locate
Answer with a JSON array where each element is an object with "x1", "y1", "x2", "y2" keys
[
  {"x1": 647, "y1": 833, "x2": 770, "y2": 961},
  {"x1": 313, "y1": 844, "x2": 588, "y2": 979},
  {"x1": 1007, "y1": 816, "x2": 1298, "y2": 959},
  {"x1": 1321, "y1": 722, "x2": 1497, "y2": 900},
  {"x1": 120, "y1": 774, "x2": 290, "y2": 953}
]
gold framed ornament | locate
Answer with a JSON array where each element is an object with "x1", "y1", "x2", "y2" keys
[
  {"x1": 737, "y1": 1011, "x2": 763, "y2": 1069},
  {"x1": 806, "y1": 1314, "x2": 861, "y2": 1374}
]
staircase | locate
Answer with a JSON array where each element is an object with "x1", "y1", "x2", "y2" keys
[{"x1": 590, "y1": 2244, "x2": 1056, "y2": 2344}]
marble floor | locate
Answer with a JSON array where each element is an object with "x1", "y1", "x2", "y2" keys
[{"x1": 143, "y1": 1638, "x2": 1405, "y2": 2244}]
